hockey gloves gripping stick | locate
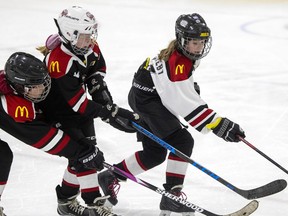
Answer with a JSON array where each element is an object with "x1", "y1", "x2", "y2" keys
[
  {"x1": 131, "y1": 121, "x2": 287, "y2": 200},
  {"x1": 207, "y1": 117, "x2": 245, "y2": 142},
  {"x1": 86, "y1": 73, "x2": 113, "y2": 106},
  {"x1": 77, "y1": 144, "x2": 105, "y2": 171},
  {"x1": 98, "y1": 103, "x2": 140, "y2": 133}
]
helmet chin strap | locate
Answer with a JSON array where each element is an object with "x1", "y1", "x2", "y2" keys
[
  {"x1": 54, "y1": 18, "x2": 88, "y2": 56},
  {"x1": 54, "y1": 18, "x2": 69, "y2": 44}
]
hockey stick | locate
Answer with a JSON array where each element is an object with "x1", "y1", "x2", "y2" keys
[
  {"x1": 103, "y1": 162, "x2": 258, "y2": 216},
  {"x1": 238, "y1": 136, "x2": 288, "y2": 175},
  {"x1": 131, "y1": 121, "x2": 287, "y2": 199}
]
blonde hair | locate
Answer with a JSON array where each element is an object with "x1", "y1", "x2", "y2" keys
[
  {"x1": 158, "y1": 39, "x2": 177, "y2": 61},
  {"x1": 36, "y1": 45, "x2": 50, "y2": 56}
]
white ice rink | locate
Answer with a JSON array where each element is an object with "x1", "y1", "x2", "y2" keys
[{"x1": 0, "y1": 0, "x2": 288, "y2": 215}]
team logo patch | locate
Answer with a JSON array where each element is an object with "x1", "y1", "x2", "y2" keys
[
  {"x1": 49, "y1": 61, "x2": 60, "y2": 73},
  {"x1": 3, "y1": 95, "x2": 36, "y2": 122},
  {"x1": 15, "y1": 106, "x2": 29, "y2": 118},
  {"x1": 175, "y1": 64, "x2": 185, "y2": 75}
]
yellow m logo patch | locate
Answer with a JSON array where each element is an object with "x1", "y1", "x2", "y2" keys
[
  {"x1": 15, "y1": 106, "x2": 29, "y2": 118},
  {"x1": 175, "y1": 64, "x2": 184, "y2": 75},
  {"x1": 50, "y1": 61, "x2": 60, "y2": 73}
]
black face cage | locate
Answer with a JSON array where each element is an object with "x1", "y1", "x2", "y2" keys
[
  {"x1": 71, "y1": 45, "x2": 90, "y2": 55},
  {"x1": 23, "y1": 76, "x2": 51, "y2": 103},
  {"x1": 178, "y1": 36, "x2": 212, "y2": 61}
]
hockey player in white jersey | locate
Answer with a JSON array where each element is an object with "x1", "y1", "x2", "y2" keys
[{"x1": 98, "y1": 13, "x2": 246, "y2": 216}]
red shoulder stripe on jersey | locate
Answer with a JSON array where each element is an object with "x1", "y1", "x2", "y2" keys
[
  {"x1": 92, "y1": 43, "x2": 101, "y2": 54},
  {"x1": 91, "y1": 44, "x2": 107, "y2": 71},
  {"x1": 0, "y1": 71, "x2": 13, "y2": 94}
]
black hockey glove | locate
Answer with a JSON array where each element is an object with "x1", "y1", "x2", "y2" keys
[
  {"x1": 98, "y1": 103, "x2": 140, "y2": 133},
  {"x1": 78, "y1": 144, "x2": 105, "y2": 171},
  {"x1": 210, "y1": 117, "x2": 245, "y2": 142},
  {"x1": 86, "y1": 74, "x2": 113, "y2": 105},
  {"x1": 194, "y1": 82, "x2": 200, "y2": 95}
]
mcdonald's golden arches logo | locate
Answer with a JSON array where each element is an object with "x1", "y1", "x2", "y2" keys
[
  {"x1": 50, "y1": 61, "x2": 60, "y2": 73},
  {"x1": 15, "y1": 106, "x2": 29, "y2": 118},
  {"x1": 175, "y1": 64, "x2": 185, "y2": 75}
]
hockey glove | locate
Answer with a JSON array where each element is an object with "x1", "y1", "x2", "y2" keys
[
  {"x1": 194, "y1": 82, "x2": 200, "y2": 95},
  {"x1": 78, "y1": 144, "x2": 105, "y2": 171},
  {"x1": 207, "y1": 117, "x2": 245, "y2": 142},
  {"x1": 98, "y1": 103, "x2": 140, "y2": 133},
  {"x1": 86, "y1": 74, "x2": 113, "y2": 105}
]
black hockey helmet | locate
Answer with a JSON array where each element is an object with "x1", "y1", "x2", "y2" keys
[
  {"x1": 175, "y1": 13, "x2": 212, "y2": 60},
  {"x1": 4, "y1": 52, "x2": 51, "y2": 103}
]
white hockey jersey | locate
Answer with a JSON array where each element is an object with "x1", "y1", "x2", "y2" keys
[{"x1": 149, "y1": 51, "x2": 219, "y2": 134}]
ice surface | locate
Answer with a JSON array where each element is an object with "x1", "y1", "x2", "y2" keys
[{"x1": 0, "y1": 0, "x2": 287, "y2": 215}]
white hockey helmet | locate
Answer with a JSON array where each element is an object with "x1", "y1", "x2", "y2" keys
[{"x1": 56, "y1": 6, "x2": 98, "y2": 55}]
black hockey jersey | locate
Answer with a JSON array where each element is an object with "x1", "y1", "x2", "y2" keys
[
  {"x1": 0, "y1": 84, "x2": 84, "y2": 160},
  {"x1": 39, "y1": 42, "x2": 105, "y2": 128}
]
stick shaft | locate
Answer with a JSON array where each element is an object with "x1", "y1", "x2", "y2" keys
[{"x1": 239, "y1": 136, "x2": 288, "y2": 175}]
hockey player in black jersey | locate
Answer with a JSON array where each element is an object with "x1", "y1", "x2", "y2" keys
[
  {"x1": 0, "y1": 71, "x2": 13, "y2": 216},
  {"x1": 98, "y1": 13, "x2": 246, "y2": 216},
  {"x1": 36, "y1": 5, "x2": 139, "y2": 216},
  {"x1": 0, "y1": 51, "x2": 138, "y2": 216},
  {"x1": 0, "y1": 138, "x2": 12, "y2": 216}
]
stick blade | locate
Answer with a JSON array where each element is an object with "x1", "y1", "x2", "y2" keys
[
  {"x1": 225, "y1": 200, "x2": 259, "y2": 216},
  {"x1": 245, "y1": 179, "x2": 287, "y2": 199}
]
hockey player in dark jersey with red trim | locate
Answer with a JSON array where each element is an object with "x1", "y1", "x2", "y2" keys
[
  {"x1": 0, "y1": 137, "x2": 11, "y2": 216},
  {"x1": 0, "y1": 51, "x2": 135, "y2": 216},
  {"x1": 0, "y1": 138, "x2": 11, "y2": 216},
  {"x1": 98, "y1": 13, "x2": 246, "y2": 216},
  {"x1": 36, "y1": 6, "x2": 139, "y2": 216},
  {"x1": 0, "y1": 71, "x2": 13, "y2": 216}
]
